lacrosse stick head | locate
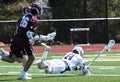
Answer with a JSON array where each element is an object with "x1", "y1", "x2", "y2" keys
[{"x1": 104, "y1": 39, "x2": 115, "y2": 50}]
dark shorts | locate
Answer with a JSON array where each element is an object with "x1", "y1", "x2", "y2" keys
[{"x1": 10, "y1": 36, "x2": 34, "y2": 58}]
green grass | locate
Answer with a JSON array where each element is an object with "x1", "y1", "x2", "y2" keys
[{"x1": 0, "y1": 51, "x2": 120, "y2": 82}]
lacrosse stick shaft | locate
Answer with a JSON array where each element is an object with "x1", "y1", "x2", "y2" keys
[
  {"x1": 88, "y1": 49, "x2": 105, "y2": 67},
  {"x1": 88, "y1": 39, "x2": 115, "y2": 67}
]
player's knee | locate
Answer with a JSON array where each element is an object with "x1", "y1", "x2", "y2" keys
[
  {"x1": 37, "y1": 62, "x2": 48, "y2": 69},
  {"x1": 45, "y1": 67, "x2": 52, "y2": 74},
  {"x1": 37, "y1": 63, "x2": 43, "y2": 69},
  {"x1": 28, "y1": 55, "x2": 35, "y2": 61}
]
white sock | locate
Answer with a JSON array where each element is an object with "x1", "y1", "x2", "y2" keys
[
  {"x1": 2, "y1": 49, "x2": 9, "y2": 56},
  {"x1": 0, "y1": 56, "x2": 2, "y2": 60},
  {"x1": 41, "y1": 51, "x2": 48, "y2": 60},
  {"x1": 4, "y1": 52, "x2": 9, "y2": 56},
  {"x1": 21, "y1": 66, "x2": 24, "y2": 71}
]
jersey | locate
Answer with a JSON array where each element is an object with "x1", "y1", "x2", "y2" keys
[
  {"x1": 15, "y1": 13, "x2": 38, "y2": 39},
  {"x1": 10, "y1": 13, "x2": 39, "y2": 58},
  {"x1": 62, "y1": 52, "x2": 85, "y2": 71}
]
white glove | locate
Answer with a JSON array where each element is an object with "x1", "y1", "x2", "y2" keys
[
  {"x1": 80, "y1": 65, "x2": 88, "y2": 75},
  {"x1": 46, "y1": 32, "x2": 56, "y2": 41},
  {"x1": 26, "y1": 31, "x2": 34, "y2": 40},
  {"x1": 33, "y1": 35, "x2": 40, "y2": 41},
  {"x1": 39, "y1": 32, "x2": 56, "y2": 41}
]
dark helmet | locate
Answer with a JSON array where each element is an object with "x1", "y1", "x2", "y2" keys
[
  {"x1": 31, "y1": 3, "x2": 43, "y2": 16},
  {"x1": 22, "y1": 6, "x2": 31, "y2": 15}
]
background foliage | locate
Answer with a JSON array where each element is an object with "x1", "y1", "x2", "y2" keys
[{"x1": 0, "y1": 0, "x2": 120, "y2": 44}]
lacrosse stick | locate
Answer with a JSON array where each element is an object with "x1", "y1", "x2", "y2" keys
[{"x1": 88, "y1": 39, "x2": 115, "y2": 67}]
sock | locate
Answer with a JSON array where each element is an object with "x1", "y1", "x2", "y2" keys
[
  {"x1": 0, "y1": 56, "x2": 2, "y2": 60},
  {"x1": 21, "y1": 66, "x2": 24, "y2": 71},
  {"x1": 4, "y1": 51, "x2": 9, "y2": 57},
  {"x1": 2, "y1": 49, "x2": 9, "y2": 57},
  {"x1": 41, "y1": 51, "x2": 48, "y2": 60}
]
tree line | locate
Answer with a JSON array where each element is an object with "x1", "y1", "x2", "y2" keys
[{"x1": 0, "y1": 0, "x2": 120, "y2": 44}]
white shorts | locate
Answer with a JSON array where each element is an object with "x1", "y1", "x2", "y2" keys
[{"x1": 45, "y1": 59, "x2": 66, "y2": 74}]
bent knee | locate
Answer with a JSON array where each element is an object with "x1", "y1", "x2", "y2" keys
[
  {"x1": 28, "y1": 55, "x2": 35, "y2": 61},
  {"x1": 45, "y1": 67, "x2": 52, "y2": 74},
  {"x1": 37, "y1": 63, "x2": 44, "y2": 69},
  {"x1": 37, "y1": 62, "x2": 48, "y2": 69}
]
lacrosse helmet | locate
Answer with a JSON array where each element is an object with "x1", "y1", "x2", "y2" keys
[
  {"x1": 22, "y1": 6, "x2": 31, "y2": 15},
  {"x1": 72, "y1": 46, "x2": 84, "y2": 57},
  {"x1": 31, "y1": 2, "x2": 43, "y2": 16}
]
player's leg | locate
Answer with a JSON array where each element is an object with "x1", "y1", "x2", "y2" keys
[
  {"x1": 18, "y1": 44, "x2": 35, "y2": 80},
  {"x1": 19, "y1": 56, "x2": 34, "y2": 80},
  {"x1": 0, "y1": 48, "x2": 16, "y2": 63},
  {"x1": 20, "y1": 55, "x2": 32, "y2": 77},
  {"x1": 0, "y1": 48, "x2": 9, "y2": 56},
  {"x1": 19, "y1": 55, "x2": 34, "y2": 80},
  {"x1": 34, "y1": 43, "x2": 51, "y2": 71},
  {"x1": 34, "y1": 43, "x2": 51, "y2": 64},
  {"x1": 45, "y1": 59, "x2": 66, "y2": 74},
  {"x1": 41, "y1": 43, "x2": 51, "y2": 60}
]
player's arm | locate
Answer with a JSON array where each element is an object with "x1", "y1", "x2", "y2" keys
[
  {"x1": 26, "y1": 31, "x2": 56, "y2": 44},
  {"x1": 78, "y1": 59, "x2": 89, "y2": 75}
]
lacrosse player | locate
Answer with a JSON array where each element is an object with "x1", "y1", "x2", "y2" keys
[
  {"x1": 0, "y1": 3, "x2": 43, "y2": 80},
  {"x1": 34, "y1": 43, "x2": 90, "y2": 75},
  {"x1": 22, "y1": 2, "x2": 56, "y2": 43}
]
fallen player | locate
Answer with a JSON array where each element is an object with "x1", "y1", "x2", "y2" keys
[{"x1": 34, "y1": 43, "x2": 90, "y2": 75}]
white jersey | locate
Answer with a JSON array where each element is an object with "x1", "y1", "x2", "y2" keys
[
  {"x1": 45, "y1": 52, "x2": 85, "y2": 74},
  {"x1": 62, "y1": 52, "x2": 85, "y2": 71}
]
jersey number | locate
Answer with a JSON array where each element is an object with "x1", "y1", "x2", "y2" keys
[
  {"x1": 64, "y1": 54, "x2": 74, "y2": 60},
  {"x1": 20, "y1": 17, "x2": 29, "y2": 28}
]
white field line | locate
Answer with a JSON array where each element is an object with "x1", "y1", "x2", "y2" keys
[
  {"x1": 0, "y1": 66, "x2": 36, "y2": 67},
  {"x1": 0, "y1": 66, "x2": 120, "y2": 68},
  {"x1": 35, "y1": 53, "x2": 120, "y2": 60},
  {"x1": 0, "y1": 73, "x2": 120, "y2": 77},
  {"x1": 85, "y1": 59, "x2": 120, "y2": 62},
  {"x1": 0, "y1": 66, "x2": 120, "y2": 76}
]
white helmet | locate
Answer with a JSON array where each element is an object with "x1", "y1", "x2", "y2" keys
[{"x1": 72, "y1": 46, "x2": 84, "y2": 56}]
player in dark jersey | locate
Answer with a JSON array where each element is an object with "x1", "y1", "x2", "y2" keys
[{"x1": 0, "y1": 3, "x2": 42, "y2": 80}]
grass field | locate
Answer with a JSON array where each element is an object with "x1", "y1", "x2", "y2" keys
[{"x1": 0, "y1": 51, "x2": 120, "y2": 82}]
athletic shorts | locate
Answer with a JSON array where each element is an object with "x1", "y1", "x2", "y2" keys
[
  {"x1": 46, "y1": 59, "x2": 66, "y2": 74},
  {"x1": 10, "y1": 36, "x2": 34, "y2": 58}
]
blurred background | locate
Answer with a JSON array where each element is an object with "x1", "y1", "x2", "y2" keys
[{"x1": 0, "y1": 0, "x2": 120, "y2": 45}]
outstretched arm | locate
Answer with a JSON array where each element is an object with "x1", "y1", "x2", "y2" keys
[{"x1": 26, "y1": 31, "x2": 56, "y2": 45}]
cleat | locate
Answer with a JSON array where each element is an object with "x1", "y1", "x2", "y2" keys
[
  {"x1": 41, "y1": 43, "x2": 51, "y2": 51},
  {"x1": 18, "y1": 71, "x2": 32, "y2": 80},
  {"x1": 82, "y1": 71, "x2": 91, "y2": 76},
  {"x1": 18, "y1": 76, "x2": 32, "y2": 80},
  {"x1": 26, "y1": 72, "x2": 32, "y2": 77},
  {"x1": 85, "y1": 71, "x2": 91, "y2": 76}
]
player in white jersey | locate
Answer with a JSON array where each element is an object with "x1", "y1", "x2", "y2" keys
[{"x1": 34, "y1": 43, "x2": 90, "y2": 75}]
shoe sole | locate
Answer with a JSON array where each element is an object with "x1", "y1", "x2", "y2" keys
[
  {"x1": 18, "y1": 76, "x2": 32, "y2": 80},
  {"x1": 41, "y1": 43, "x2": 51, "y2": 51}
]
